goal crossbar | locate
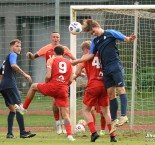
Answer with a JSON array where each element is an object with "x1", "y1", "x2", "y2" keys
[{"x1": 71, "y1": 5, "x2": 155, "y2": 11}]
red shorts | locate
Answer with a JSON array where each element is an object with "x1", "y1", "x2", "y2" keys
[
  {"x1": 83, "y1": 86, "x2": 109, "y2": 107},
  {"x1": 37, "y1": 83, "x2": 68, "y2": 107}
]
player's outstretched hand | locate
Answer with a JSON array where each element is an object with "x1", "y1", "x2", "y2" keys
[
  {"x1": 26, "y1": 52, "x2": 34, "y2": 60},
  {"x1": 71, "y1": 59, "x2": 80, "y2": 66},
  {"x1": 129, "y1": 34, "x2": 136, "y2": 43},
  {"x1": 24, "y1": 74, "x2": 32, "y2": 83}
]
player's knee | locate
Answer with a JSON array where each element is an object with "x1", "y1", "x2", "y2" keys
[{"x1": 117, "y1": 87, "x2": 126, "y2": 95}]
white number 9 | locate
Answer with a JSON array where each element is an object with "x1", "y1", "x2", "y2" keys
[{"x1": 59, "y1": 62, "x2": 67, "y2": 73}]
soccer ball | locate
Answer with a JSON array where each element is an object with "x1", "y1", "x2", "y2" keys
[
  {"x1": 78, "y1": 119, "x2": 86, "y2": 127},
  {"x1": 68, "y1": 22, "x2": 82, "y2": 35},
  {"x1": 75, "y1": 123, "x2": 85, "y2": 133}
]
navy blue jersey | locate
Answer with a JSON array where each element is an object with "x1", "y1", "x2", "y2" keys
[
  {"x1": 89, "y1": 30, "x2": 126, "y2": 69},
  {"x1": 0, "y1": 52, "x2": 18, "y2": 90}
]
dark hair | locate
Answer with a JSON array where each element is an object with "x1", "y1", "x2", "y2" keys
[
  {"x1": 54, "y1": 46, "x2": 64, "y2": 55},
  {"x1": 10, "y1": 39, "x2": 21, "y2": 46}
]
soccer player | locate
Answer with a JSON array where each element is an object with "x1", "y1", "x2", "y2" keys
[
  {"x1": 16, "y1": 46, "x2": 75, "y2": 141},
  {"x1": 72, "y1": 19, "x2": 136, "y2": 127},
  {"x1": 0, "y1": 39, "x2": 36, "y2": 138},
  {"x1": 73, "y1": 40, "x2": 116, "y2": 142},
  {"x1": 26, "y1": 32, "x2": 75, "y2": 134}
]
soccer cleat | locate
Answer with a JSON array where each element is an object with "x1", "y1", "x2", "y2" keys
[
  {"x1": 67, "y1": 135, "x2": 76, "y2": 141},
  {"x1": 20, "y1": 131, "x2": 36, "y2": 138},
  {"x1": 6, "y1": 134, "x2": 16, "y2": 139},
  {"x1": 112, "y1": 119, "x2": 119, "y2": 127},
  {"x1": 91, "y1": 132, "x2": 99, "y2": 142},
  {"x1": 99, "y1": 130, "x2": 106, "y2": 136},
  {"x1": 14, "y1": 104, "x2": 27, "y2": 115},
  {"x1": 117, "y1": 116, "x2": 128, "y2": 126},
  {"x1": 110, "y1": 136, "x2": 117, "y2": 142},
  {"x1": 56, "y1": 124, "x2": 62, "y2": 135}
]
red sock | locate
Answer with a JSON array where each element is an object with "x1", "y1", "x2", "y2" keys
[
  {"x1": 107, "y1": 124, "x2": 112, "y2": 132},
  {"x1": 53, "y1": 113, "x2": 59, "y2": 121},
  {"x1": 100, "y1": 116, "x2": 106, "y2": 130},
  {"x1": 107, "y1": 124, "x2": 116, "y2": 136},
  {"x1": 65, "y1": 124, "x2": 72, "y2": 135},
  {"x1": 23, "y1": 97, "x2": 32, "y2": 109},
  {"x1": 111, "y1": 132, "x2": 116, "y2": 136},
  {"x1": 88, "y1": 122, "x2": 96, "y2": 133},
  {"x1": 91, "y1": 113, "x2": 96, "y2": 125}
]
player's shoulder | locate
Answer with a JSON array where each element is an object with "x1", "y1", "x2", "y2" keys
[
  {"x1": 42, "y1": 44, "x2": 53, "y2": 49},
  {"x1": 61, "y1": 45, "x2": 69, "y2": 50},
  {"x1": 9, "y1": 52, "x2": 18, "y2": 58}
]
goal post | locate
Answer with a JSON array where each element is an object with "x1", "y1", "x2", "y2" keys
[{"x1": 70, "y1": 5, "x2": 155, "y2": 132}]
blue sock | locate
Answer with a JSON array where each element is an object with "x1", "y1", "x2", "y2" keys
[
  {"x1": 110, "y1": 98, "x2": 118, "y2": 121},
  {"x1": 7, "y1": 111, "x2": 15, "y2": 135},
  {"x1": 120, "y1": 94, "x2": 128, "y2": 116},
  {"x1": 16, "y1": 112, "x2": 25, "y2": 134}
]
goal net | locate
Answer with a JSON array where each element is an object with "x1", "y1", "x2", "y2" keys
[{"x1": 70, "y1": 5, "x2": 155, "y2": 131}]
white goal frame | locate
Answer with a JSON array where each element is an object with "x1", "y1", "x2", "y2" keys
[{"x1": 70, "y1": 5, "x2": 155, "y2": 132}]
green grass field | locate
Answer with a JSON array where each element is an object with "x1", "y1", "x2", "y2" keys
[{"x1": 0, "y1": 130, "x2": 155, "y2": 145}]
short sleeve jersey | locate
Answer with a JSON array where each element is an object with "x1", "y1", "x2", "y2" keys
[
  {"x1": 79, "y1": 53, "x2": 104, "y2": 89},
  {"x1": 89, "y1": 30, "x2": 126, "y2": 69},
  {"x1": 46, "y1": 57, "x2": 72, "y2": 87},
  {"x1": 0, "y1": 52, "x2": 18, "y2": 90},
  {"x1": 37, "y1": 44, "x2": 73, "y2": 61}
]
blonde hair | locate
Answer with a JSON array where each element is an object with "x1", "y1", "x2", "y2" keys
[
  {"x1": 82, "y1": 19, "x2": 100, "y2": 32},
  {"x1": 80, "y1": 40, "x2": 92, "y2": 51}
]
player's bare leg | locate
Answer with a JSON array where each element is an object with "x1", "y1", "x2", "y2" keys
[
  {"x1": 99, "y1": 112, "x2": 106, "y2": 136},
  {"x1": 82, "y1": 103, "x2": 99, "y2": 142},
  {"x1": 52, "y1": 98, "x2": 63, "y2": 134},
  {"x1": 60, "y1": 107, "x2": 75, "y2": 141}
]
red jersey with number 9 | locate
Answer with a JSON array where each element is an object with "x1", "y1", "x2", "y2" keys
[{"x1": 46, "y1": 56, "x2": 72, "y2": 87}]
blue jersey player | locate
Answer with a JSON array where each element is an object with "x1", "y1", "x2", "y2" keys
[
  {"x1": 72, "y1": 19, "x2": 136, "y2": 137},
  {"x1": 0, "y1": 39, "x2": 36, "y2": 138}
]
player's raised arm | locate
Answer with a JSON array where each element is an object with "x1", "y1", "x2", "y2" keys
[
  {"x1": 45, "y1": 58, "x2": 53, "y2": 83},
  {"x1": 63, "y1": 46, "x2": 76, "y2": 60}
]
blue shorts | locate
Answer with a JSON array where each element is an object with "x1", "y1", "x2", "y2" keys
[
  {"x1": 103, "y1": 62, "x2": 125, "y2": 89},
  {"x1": 0, "y1": 88, "x2": 21, "y2": 106}
]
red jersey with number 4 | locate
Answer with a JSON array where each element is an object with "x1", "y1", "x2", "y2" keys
[
  {"x1": 37, "y1": 44, "x2": 72, "y2": 61},
  {"x1": 79, "y1": 54, "x2": 104, "y2": 89},
  {"x1": 46, "y1": 56, "x2": 72, "y2": 87}
]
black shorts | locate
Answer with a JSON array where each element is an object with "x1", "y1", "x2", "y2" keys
[{"x1": 0, "y1": 88, "x2": 21, "y2": 106}]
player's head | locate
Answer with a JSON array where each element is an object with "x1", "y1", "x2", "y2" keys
[
  {"x1": 54, "y1": 46, "x2": 64, "y2": 56},
  {"x1": 10, "y1": 39, "x2": 21, "y2": 54},
  {"x1": 80, "y1": 40, "x2": 91, "y2": 54},
  {"x1": 50, "y1": 32, "x2": 60, "y2": 45},
  {"x1": 82, "y1": 19, "x2": 103, "y2": 37}
]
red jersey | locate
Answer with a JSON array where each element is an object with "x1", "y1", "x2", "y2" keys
[
  {"x1": 46, "y1": 56, "x2": 72, "y2": 87},
  {"x1": 79, "y1": 53, "x2": 104, "y2": 89},
  {"x1": 37, "y1": 44, "x2": 73, "y2": 61}
]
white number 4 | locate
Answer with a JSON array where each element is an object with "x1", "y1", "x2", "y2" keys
[{"x1": 92, "y1": 56, "x2": 101, "y2": 68}]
